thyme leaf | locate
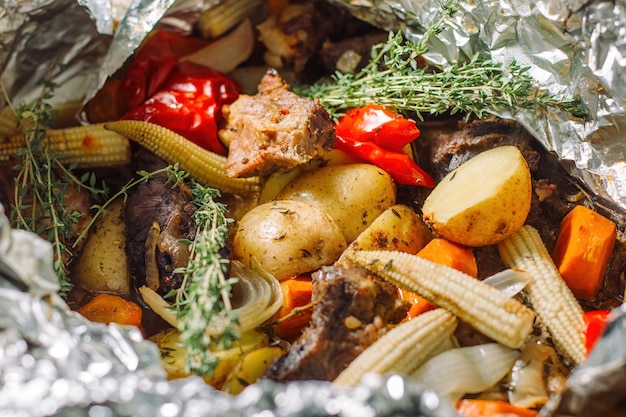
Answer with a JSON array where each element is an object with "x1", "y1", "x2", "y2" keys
[{"x1": 169, "y1": 181, "x2": 238, "y2": 376}]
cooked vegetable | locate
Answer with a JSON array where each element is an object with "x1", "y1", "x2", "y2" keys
[
  {"x1": 77, "y1": 293, "x2": 143, "y2": 328},
  {"x1": 456, "y1": 399, "x2": 538, "y2": 417},
  {"x1": 498, "y1": 225, "x2": 587, "y2": 364},
  {"x1": 0, "y1": 124, "x2": 131, "y2": 168},
  {"x1": 232, "y1": 199, "x2": 347, "y2": 279},
  {"x1": 345, "y1": 249, "x2": 536, "y2": 349},
  {"x1": 181, "y1": 19, "x2": 254, "y2": 75},
  {"x1": 275, "y1": 163, "x2": 396, "y2": 242},
  {"x1": 222, "y1": 346, "x2": 285, "y2": 394},
  {"x1": 150, "y1": 328, "x2": 269, "y2": 387},
  {"x1": 583, "y1": 309, "x2": 611, "y2": 354},
  {"x1": 273, "y1": 276, "x2": 313, "y2": 339},
  {"x1": 122, "y1": 62, "x2": 241, "y2": 155},
  {"x1": 552, "y1": 205, "x2": 617, "y2": 300},
  {"x1": 333, "y1": 308, "x2": 458, "y2": 387},
  {"x1": 417, "y1": 238, "x2": 478, "y2": 277},
  {"x1": 399, "y1": 238, "x2": 477, "y2": 319},
  {"x1": 422, "y1": 146, "x2": 532, "y2": 247},
  {"x1": 343, "y1": 204, "x2": 432, "y2": 258},
  {"x1": 411, "y1": 343, "x2": 520, "y2": 402},
  {"x1": 196, "y1": 0, "x2": 264, "y2": 39},
  {"x1": 73, "y1": 197, "x2": 130, "y2": 295},
  {"x1": 104, "y1": 120, "x2": 261, "y2": 195},
  {"x1": 332, "y1": 104, "x2": 434, "y2": 187},
  {"x1": 0, "y1": 106, "x2": 18, "y2": 138}
]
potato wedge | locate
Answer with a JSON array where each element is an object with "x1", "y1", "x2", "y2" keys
[
  {"x1": 276, "y1": 163, "x2": 396, "y2": 243},
  {"x1": 341, "y1": 204, "x2": 432, "y2": 260},
  {"x1": 232, "y1": 200, "x2": 347, "y2": 280},
  {"x1": 73, "y1": 197, "x2": 130, "y2": 295},
  {"x1": 422, "y1": 146, "x2": 532, "y2": 247}
]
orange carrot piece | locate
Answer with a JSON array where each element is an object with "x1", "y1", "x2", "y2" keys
[
  {"x1": 417, "y1": 238, "x2": 478, "y2": 277},
  {"x1": 399, "y1": 238, "x2": 478, "y2": 319},
  {"x1": 77, "y1": 293, "x2": 143, "y2": 328},
  {"x1": 274, "y1": 276, "x2": 313, "y2": 339},
  {"x1": 552, "y1": 205, "x2": 617, "y2": 300},
  {"x1": 456, "y1": 399, "x2": 538, "y2": 417}
]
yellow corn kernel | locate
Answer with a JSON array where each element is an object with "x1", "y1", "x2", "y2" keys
[
  {"x1": 1, "y1": 124, "x2": 131, "y2": 168},
  {"x1": 0, "y1": 107, "x2": 19, "y2": 139},
  {"x1": 333, "y1": 309, "x2": 457, "y2": 387},
  {"x1": 104, "y1": 120, "x2": 261, "y2": 195},
  {"x1": 498, "y1": 225, "x2": 586, "y2": 365},
  {"x1": 344, "y1": 249, "x2": 536, "y2": 349}
]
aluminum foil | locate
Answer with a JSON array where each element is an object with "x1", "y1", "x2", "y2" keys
[{"x1": 1, "y1": 0, "x2": 626, "y2": 416}]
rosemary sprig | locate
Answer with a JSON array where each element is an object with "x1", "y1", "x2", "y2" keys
[
  {"x1": 169, "y1": 182, "x2": 238, "y2": 376},
  {"x1": 300, "y1": 0, "x2": 586, "y2": 120}
]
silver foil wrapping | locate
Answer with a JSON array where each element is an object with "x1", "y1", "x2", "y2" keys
[{"x1": 1, "y1": 0, "x2": 626, "y2": 416}]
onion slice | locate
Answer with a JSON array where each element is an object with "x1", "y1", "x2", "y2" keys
[
  {"x1": 483, "y1": 268, "x2": 531, "y2": 297},
  {"x1": 180, "y1": 18, "x2": 254, "y2": 74},
  {"x1": 139, "y1": 259, "x2": 282, "y2": 334},
  {"x1": 410, "y1": 343, "x2": 520, "y2": 403}
]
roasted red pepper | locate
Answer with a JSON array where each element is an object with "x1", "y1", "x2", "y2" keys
[
  {"x1": 335, "y1": 134, "x2": 435, "y2": 187},
  {"x1": 122, "y1": 61, "x2": 241, "y2": 156},
  {"x1": 583, "y1": 309, "x2": 611, "y2": 354},
  {"x1": 334, "y1": 104, "x2": 434, "y2": 187},
  {"x1": 335, "y1": 103, "x2": 421, "y2": 151},
  {"x1": 123, "y1": 30, "x2": 211, "y2": 111}
]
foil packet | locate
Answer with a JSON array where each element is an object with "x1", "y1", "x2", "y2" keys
[{"x1": 1, "y1": 0, "x2": 626, "y2": 416}]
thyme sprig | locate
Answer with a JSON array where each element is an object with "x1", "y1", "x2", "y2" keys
[
  {"x1": 169, "y1": 182, "x2": 238, "y2": 376},
  {"x1": 2, "y1": 80, "x2": 108, "y2": 294},
  {"x1": 300, "y1": 0, "x2": 586, "y2": 120}
]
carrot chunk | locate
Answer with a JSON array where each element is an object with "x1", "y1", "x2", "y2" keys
[
  {"x1": 456, "y1": 399, "x2": 538, "y2": 417},
  {"x1": 399, "y1": 238, "x2": 478, "y2": 319},
  {"x1": 77, "y1": 293, "x2": 143, "y2": 328},
  {"x1": 274, "y1": 276, "x2": 313, "y2": 339},
  {"x1": 552, "y1": 205, "x2": 616, "y2": 300}
]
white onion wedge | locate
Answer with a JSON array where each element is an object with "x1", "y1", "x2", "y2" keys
[
  {"x1": 180, "y1": 19, "x2": 254, "y2": 74},
  {"x1": 410, "y1": 343, "x2": 520, "y2": 403},
  {"x1": 483, "y1": 268, "x2": 531, "y2": 297}
]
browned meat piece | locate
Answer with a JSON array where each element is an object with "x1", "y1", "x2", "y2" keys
[
  {"x1": 124, "y1": 147, "x2": 197, "y2": 297},
  {"x1": 320, "y1": 31, "x2": 388, "y2": 74},
  {"x1": 221, "y1": 69, "x2": 335, "y2": 178},
  {"x1": 264, "y1": 264, "x2": 409, "y2": 382}
]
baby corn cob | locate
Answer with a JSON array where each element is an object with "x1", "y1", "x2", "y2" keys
[
  {"x1": 0, "y1": 107, "x2": 19, "y2": 139},
  {"x1": 104, "y1": 120, "x2": 261, "y2": 195},
  {"x1": 333, "y1": 308, "x2": 457, "y2": 387},
  {"x1": 345, "y1": 250, "x2": 536, "y2": 349},
  {"x1": 498, "y1": 225, "x2": 586, "y2": 365},
  {"x1": 1, "y1": 124, "x2": 131, "y2": 168},
  {"x1": 197, "y1": 0, "x2": 264, "y2": 39}
]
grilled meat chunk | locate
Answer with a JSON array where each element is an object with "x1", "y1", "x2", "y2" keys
[
  {"x1": 264, "y1": 264, "x2": 409, "y2": 382},
  {"x1": 124, "y1": 148, "x2": 196, "y2": 297},
  {"x1": 222, "y1": 68, "x2": 335, "y2": 178}
]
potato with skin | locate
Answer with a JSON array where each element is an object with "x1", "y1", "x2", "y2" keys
[
  {"x1": 341, "y1": 204, "x2": 433, "y2": 260},
  {"x1": 422, "y1": 146, "x2": 532, "y2": 247},
  {"x1": 73, "y1": 197, "x2": 130, "y2": 295},
  {"x1": 232, "y1": 199, "x2": 347, "y2": 280},
  {"x1": 276, "y1": 163, "x2": 396, "y2": 243}
]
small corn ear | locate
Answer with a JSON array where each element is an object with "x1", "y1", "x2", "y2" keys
[
  {"x1": 104, "y1": 120, "x2": 261, "y2": 195},
  {"x1": 1, "y1": 124, "x2": 131, "y2": 168},
  {"x1": 345, "y1": 249, "x2": 536, "y2": 349},
  {"x1": 498, "y1": 225, "x2": 586, "y2": 365},
  {"x1": 0, "y1": 107, "x2": 19, "y2": 139},
  {"x1": 197, "y1": 0, "x2": 264, "y2": 39},
  {"x1": 333, "y1": 308, "x2": 457, "y2": 387}
]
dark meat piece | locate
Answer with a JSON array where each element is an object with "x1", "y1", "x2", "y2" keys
[
  {"x1": 320, "y1": 31, "x2": 388, "y2": 74},
  {"x1": 124, "y1": 147, "x2": 197, "y2": 297},
  {"x1": 264, "y1": 264, "x2": 409, "y2": 382},
  {"x1": 222, "y1": 69, "x2": 335, "y2": 178}
]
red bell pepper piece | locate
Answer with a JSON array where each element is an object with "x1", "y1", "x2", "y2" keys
[
  {"x1": 335, "y1": 134, "x2": 435, "y2": 187},
  {"x1": 122, "y1": 61, "x2": 242, "y2": 155},
  {"x1": 123, "y1": 30, "x2": 211, "y2": 111},
  {"x1": 583, "y1": 309, "x2": 611, "y2": 354},
  {"x1": 335, "y1": 103, "x2": 421, "y2": 151}
]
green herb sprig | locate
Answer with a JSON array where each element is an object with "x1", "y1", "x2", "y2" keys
[
  {"x1": 169, "y1": 182, "x2": 238, "y2": 376},
  {"x1": 300, "y1": 0, "x2": 586, "y2": 120}
]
